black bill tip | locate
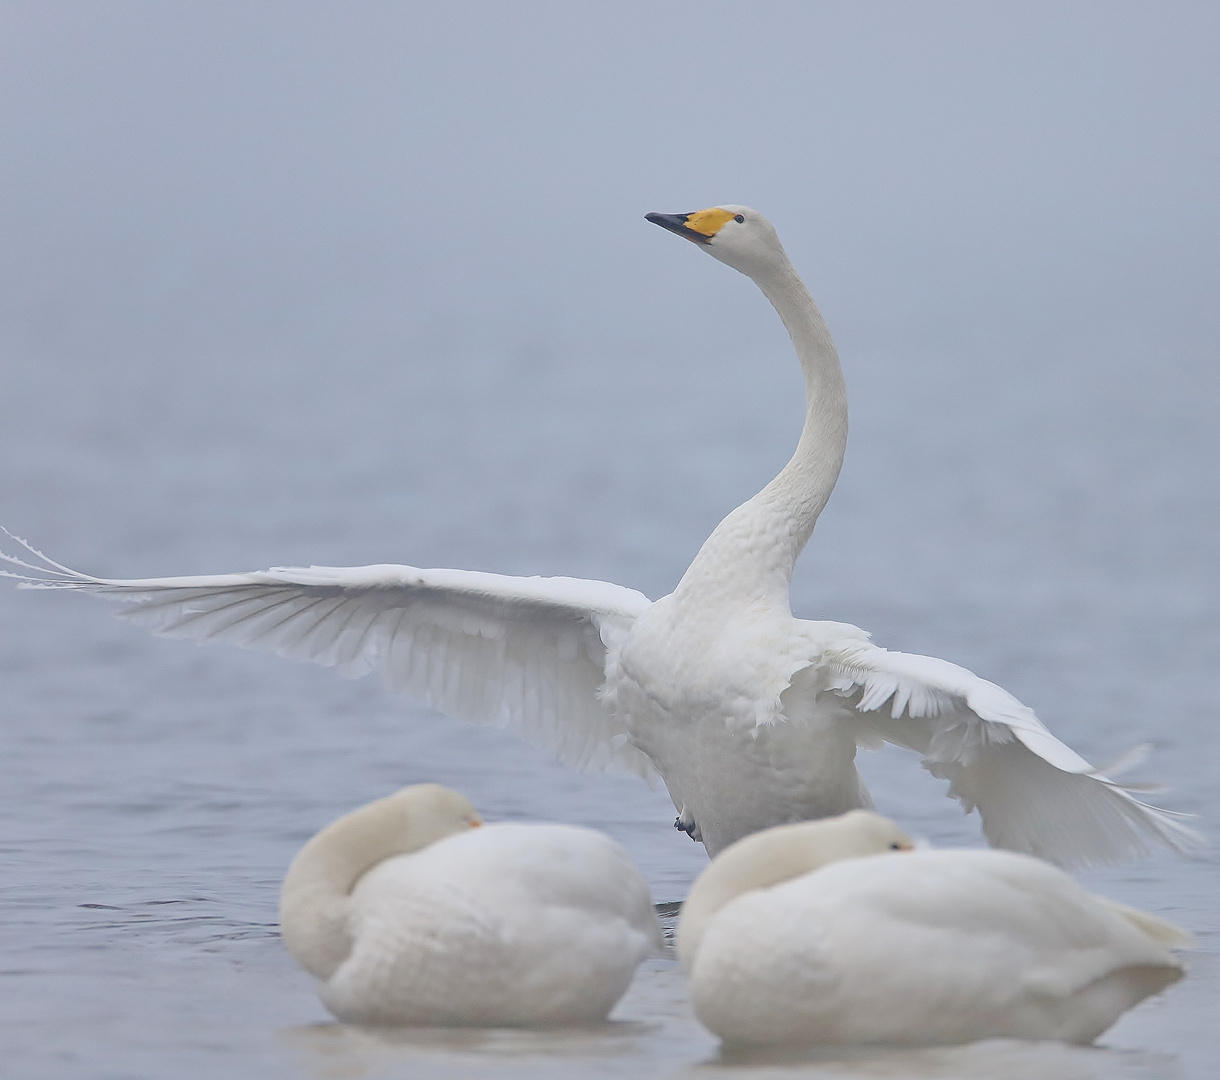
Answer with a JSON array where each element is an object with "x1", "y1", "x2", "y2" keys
[{"x1": 645, "y1": 211, "x2": 710, "y2": 244}]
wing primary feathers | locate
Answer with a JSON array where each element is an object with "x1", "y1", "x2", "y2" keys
[
  {"x1": 237, "y1": 593, "x2": 343, "y2": 650},
  {"x1": 823, "y1": 635, "x2": 1205, "y2": 868},
  {"x1": 135, "y1": 588, "x2": 295, "y2": 634},
  {"x1": 1, "y1": 532, "x2": 654, "y2": 777},
  {"x1": 1, "y1": 527, "x2": 99, "y2": 583},
  {"x1": 274, "y1": 595, "x2": 349, "y2": 657}
]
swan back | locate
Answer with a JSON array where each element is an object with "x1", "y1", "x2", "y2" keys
[
  {"x1": 280, "y1": 783, "x2": 481, "y2": 979},
  {"x1": 689, "y1": 847, "x2": 1187, "y2": 1046},
  {"x1": 678, "y1": 810, "x2": 914, "y2": 967},
  {"x1": 321, "y1": 821, "x2": 662, "y2": 1025}
]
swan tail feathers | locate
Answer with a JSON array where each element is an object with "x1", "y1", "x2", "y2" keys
[{"x1": 1098, "y1": 899, "x2": 1196, "y2": 949}]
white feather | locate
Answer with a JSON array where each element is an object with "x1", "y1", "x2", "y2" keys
[
  {"x1": 818, "y1": 635, "x2": 1200, "y2": 865},
  {"x1": 3, "y1": 532, "x2": 653, "y2": 778},
  {"x1": 682, "y1": 814, "x2": 1189, "y2": 1047}
]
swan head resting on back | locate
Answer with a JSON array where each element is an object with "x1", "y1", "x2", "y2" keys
[
  {"x1": 280, "y1": 783, "x2": 481, "y2": 981},
  {"x1": 677, "y1": 809, "x2": 915, "y2": 968},
  {"x1": 676, "y1": 809, "x2": 1190, "y2": 1047},
  {"x1": 279, "y1": 782, "x2": 662, "y2": 1026}
]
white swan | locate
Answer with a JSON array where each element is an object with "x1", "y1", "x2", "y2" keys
[
  {"x1": 0, "y1": 206, "x2": 1200, "y2": 866},
  {"x1": 280, "y1": 782, "x2": 660, "y2": 1025},
  {"x1": 678, "y1": 810, "x2": 1190, "y2": 1047}
]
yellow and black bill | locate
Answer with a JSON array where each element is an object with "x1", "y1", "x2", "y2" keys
[{"x1": 645, "y1": 207, "x2": 737, "y2": 244}]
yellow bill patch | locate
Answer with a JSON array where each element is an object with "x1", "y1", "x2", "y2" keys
[{"x1": 683, "y1": 207, "x2": 737, "y2": 238}]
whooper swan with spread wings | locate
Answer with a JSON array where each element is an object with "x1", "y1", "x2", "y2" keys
[{"x1": 2, "y1": 206, "x2": 1199, "y2": 867}]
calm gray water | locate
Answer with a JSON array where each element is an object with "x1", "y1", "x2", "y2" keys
[{"x1": 1, "y1": 323, "x2": 1217, "y2": 1079}]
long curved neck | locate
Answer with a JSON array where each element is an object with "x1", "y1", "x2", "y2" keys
[
  {"x1": 280, "y1": 797, "x2": 435, "y2": 980},
  {"x1": 278, "y1": 786, "x2": 476, "y2": 981},
  {"x1": 677, "y1": 822, "x2": 829, "y2": 969},
  {"x1": 675, "y1": 260, "x2": 847, "y2": 609},
  {"x1": 677, "y1": 818, "x2": 877, "y2": 969},
  {"x1": 278, "y1": 805, "x2": 386, "y2": 979}
]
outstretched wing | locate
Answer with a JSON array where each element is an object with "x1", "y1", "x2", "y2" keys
[
  {"x1": 2, "y1": 533, "x2": 655, "y2": 778},
  {"x1": 814, "y1": 632, "x2": 1202, "y2": 868}
]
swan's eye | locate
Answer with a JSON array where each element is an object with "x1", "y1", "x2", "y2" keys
[
  {"x1": 734, "y1": 214, "x2": 745, "y2": 223},
  {"x1": 889, "y1": 843, "x2": 903, "y2": 849}
]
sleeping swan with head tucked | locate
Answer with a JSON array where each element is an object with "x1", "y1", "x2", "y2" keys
[
  {"x1": 678, "y1": 810, "x2": 1191, "y2": 1047},
  {"x1": 280, "y1": 783, "x2": 660, "y2": 1026},
  {"x1": 1, "y1": 206, "x2": 1201, "y2": 868}
]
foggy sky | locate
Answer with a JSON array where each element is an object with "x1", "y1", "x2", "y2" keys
[
  {"x1": 1, "y1": 2, "x2": 1216, "y2": 620},
  {"x1": 3, "y1": 3, "x2": 1215, "y2": 354}
]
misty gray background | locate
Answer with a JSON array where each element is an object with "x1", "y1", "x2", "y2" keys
[{"x1": 1, "y1": 3, "x2": 1217, "y2": 1079}]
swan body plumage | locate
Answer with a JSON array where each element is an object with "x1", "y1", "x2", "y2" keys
[
  {"x1": 679, "y1": 811, "x2": 1189, "y2": 1047},
  {"x1": 280, "y1": 783, "x2": 660, "y2": 1026},
  {"x1": 1, "y1": 205, "x2": 1200, "y2": 867}
]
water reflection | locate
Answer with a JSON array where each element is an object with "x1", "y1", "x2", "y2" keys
[
  {"x1": 281, "y1": 1018, "x2": 1179, "y2": 1080},
  {"x1": 276, "y1": 951, "x2": 1182, "y2": 1080},
  {"x1": 700, "y1": 1039, "x2": 1178, "y2": 1080},
  {"x1": 282, "y1": 1016, "x2": 683, "y2": 1079}
]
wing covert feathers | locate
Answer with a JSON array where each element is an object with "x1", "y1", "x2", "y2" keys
[{"x1": 821, "y1": 636, "x2": 1203, "y2": 868}]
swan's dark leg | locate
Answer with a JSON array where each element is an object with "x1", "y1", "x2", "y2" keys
[{"x1": 674, "y1": 808, "x2": 702, "y2": 843}]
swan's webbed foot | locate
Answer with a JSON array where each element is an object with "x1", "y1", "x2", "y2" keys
[{"x1": 674, "y1": 809, "x2": 702, "y2": 843}]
